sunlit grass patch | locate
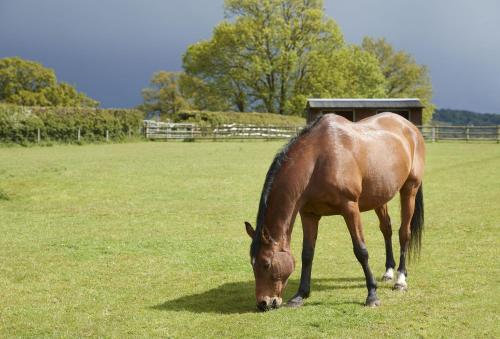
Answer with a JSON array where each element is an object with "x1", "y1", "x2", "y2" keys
[{"x1": 0, "y1": 142, "x2": 498, "y2": 337}]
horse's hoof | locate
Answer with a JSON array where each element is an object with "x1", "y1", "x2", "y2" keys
[
  {"x1": 381, "y1": 268, "x2": 394, "y2": 282},
  {"x1": 286, "y1": 296, "x2": 305, "y2": 308},
  {"x1": 365, "y1": 296, "x2": 381, "y2": 307},
  {"x1": 393, "y1": 283, "x2": 408, "y2": 291},
  {"x1": 382, "y1": 275, "x2": 393, "y2": 282}
]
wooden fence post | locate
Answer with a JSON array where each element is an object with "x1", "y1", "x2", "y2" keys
[
  {"x1": 106, "y1": 130, "x2": 109, "y2": 142},
  {"x1": 77, "y1": 128, "x2": 81, "y2": 142},
  {"x1": 466, "y1": 127, "x2": 470, "y2": 142},
  {"x1": 497, "y1": 125, "x2": 500, "y2": 143},
  {"x1": 37, "y1": 128, "x2": 40, "y2": 144},
  {"x1": 431, "y1": 127, "x2": 436, "y2": 143}
]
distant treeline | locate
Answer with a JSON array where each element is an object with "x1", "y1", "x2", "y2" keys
[{"x1": 433, "y1": 109, "x2": 500, "y2": 126}]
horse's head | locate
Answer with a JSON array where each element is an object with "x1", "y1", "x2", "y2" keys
[{"x1": 245, "y1": 221, "x2": 295, "y2": 311}]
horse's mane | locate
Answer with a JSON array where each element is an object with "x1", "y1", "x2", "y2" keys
[{"x1": 250, "y1": 115, "x2": 324, "y2": 258}]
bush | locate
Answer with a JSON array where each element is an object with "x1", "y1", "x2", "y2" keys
[{"x1": 0, "y1": 104, "x2": 144, "y2": 144}]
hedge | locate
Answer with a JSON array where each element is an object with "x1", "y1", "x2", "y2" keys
[
  {"x1": 0, "y1": 104, "x2": 307, "y2": 144},
  {"x1": 0, "y1": 104, "x2": 144, "y2": 144}
]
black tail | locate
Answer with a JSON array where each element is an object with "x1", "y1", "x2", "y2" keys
[{"x1": 409, "y1": 184, "x2": 424, "y2": 261}]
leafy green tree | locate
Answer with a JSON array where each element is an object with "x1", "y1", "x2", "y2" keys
[
  {"x1": 184, "y1": 0, "x2": 344, "y2": 115},
  {"x1": 139, "y1": 71, "x2": 189, "y2": 119},
  {"x1": 183, "y1": 22, "x2": 254, "y2": 112},
  {"x1": 183, "y1": 0, "x2": 388, "y2": 115},
  {"x1": 178, "y1": 73, "x2": 233, "y2": 112},
  {"x1": 0, "y1": 57, "x2": 98, "y2": 107},
  {"x1": 362, "y1": 37, "x2": 435, "y2": 122},
  {"x1": 297, "y1": 45, "x2": 386, "y2": 106}
]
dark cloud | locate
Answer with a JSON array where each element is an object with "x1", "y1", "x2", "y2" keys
[
  {"x1": 1, "y1": 0, "x2": 498, "y2": 113},
  {"x1": 0, "y1": 0, "x2": 224, "y2": 108},
  {"x1": 327, "y1": 0, "x2": 500, "y2": 113}
]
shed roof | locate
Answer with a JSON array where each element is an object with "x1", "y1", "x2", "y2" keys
[{"x1": 307, "y1": 98, "x2": 424, "y2": 109}]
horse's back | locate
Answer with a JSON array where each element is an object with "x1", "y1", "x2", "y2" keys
[
  {"x1": 319, "y1": 112, "x2": 424, "y2": 162},
  {"x1": 304, "y1": 113, "x2": 425, "y2": 213},
  {"x1": 361, "y1": 112, "x2": 426, "y2": 183}
]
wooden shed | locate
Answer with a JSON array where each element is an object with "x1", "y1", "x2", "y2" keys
[{"x1": 306, "y1": 98, "x2": 424, "y2": 125}]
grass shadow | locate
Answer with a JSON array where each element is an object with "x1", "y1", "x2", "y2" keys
[
  {"x1": 151, "y1": 277, "x2": 366, "y2": 314},
  {"x1": 0, "y1": 188, "x2": 10, "y2": 201}
]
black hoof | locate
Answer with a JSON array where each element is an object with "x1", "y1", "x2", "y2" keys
[
  {"x1": 393, "y1": 283, "x2": 408, "y2": 291},
  {"x1": 286, "y1": 295, "x2": 305, "y2": 308},
  {"x1": 257, "y1": 301, "x2": 270, "y2": 312},
  {"x1": 365, "y1": 295, "x2": 381, "y2": 307}
]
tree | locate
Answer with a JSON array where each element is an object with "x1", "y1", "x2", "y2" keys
[
  {"x1": 0, "y1": 57, "x2": 98, "y2": 107},
  {"x1": 301, "y1": 45, "x2": 386, "y2": 99},
  {"x1": 181, "y1": 1, "x2": 434, "y2": 117},
  {"x1": 178, "y1": 73, "x2": 232, "y2": 112},
  {"x1": 139, "y1": 71, "x2": 189, "y2": 119},
  {"x1": 184, "y1": 0, "x2": 343, "y2": 115},
  {"x1": 362, "y1": 37, "x2": 435, "y2": 122},
  {"x1": 182, "y1": 21, "x2": 259, "y2": 113},
  {"x1": 183, "y1": 0, "x2": 388, "y2": 115}
]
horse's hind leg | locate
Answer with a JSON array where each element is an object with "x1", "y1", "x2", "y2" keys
[
  {"x1": 394, "y1": 182, "x2": 420, "y2": 290},
  {"x1": 375, "y1": 204, "x2": 396, "y2": 281},
  {"x1": 287, "y1": 211, "x2": 320, "y2": 308},
  {"x1": 343, "y1": 202, "x2": 380, "y2": 307}
]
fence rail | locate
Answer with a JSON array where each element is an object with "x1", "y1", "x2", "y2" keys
[
  {"x1": 418, "y1": 125, "x2": 500, "y2": 142},
  {"x1": 144, "y1": 121, "x2": 302, "y2": 140},
  {"x1": 1, "y1": 122, "x2": 498, "y2": 143},
  {"x1": 0, "y1": 126, "x2": 142, "y2": 144},
  {"x1": 144, "y1": 121, "x2": 500, "y2": 142}
]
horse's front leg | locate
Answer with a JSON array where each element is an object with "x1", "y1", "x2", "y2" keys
[
  {"x1": 286, "y1": 211, "x2": 320, "y2": 308},
  {"x1": 343, "y1": 202, "x2": 380, "y2": 307}
]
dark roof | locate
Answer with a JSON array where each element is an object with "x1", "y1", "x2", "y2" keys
[{"x1": 307, "y1": 98, "x2": 424, "y2": 109}]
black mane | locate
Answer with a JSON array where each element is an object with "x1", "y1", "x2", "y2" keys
[{"x1": 250, "y1": 115, "x2": 324, "y2": 258}]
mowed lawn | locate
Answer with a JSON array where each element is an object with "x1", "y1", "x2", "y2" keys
[{"x1": 0, "y1": 141, "x2": 499, "y2": 338}]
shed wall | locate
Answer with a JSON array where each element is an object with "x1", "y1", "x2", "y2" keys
[{"x1": 307, "y1": 107, "x2": 422, "y2": 125}]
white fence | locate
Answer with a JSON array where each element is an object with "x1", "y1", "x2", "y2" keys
[
  {"x1": 144, "y1": 121, "x2": 500, "y2": 142},
  {"x1": 144, "y1": 121, "x2": 301, "y2": 140},
  {"x1": 419, "y1": 125, "x2": 500, "y2": 142}
]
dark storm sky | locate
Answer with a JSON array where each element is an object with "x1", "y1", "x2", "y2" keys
[{"x1": 1, "y1": 0, "x2": 499, "y2": 113}]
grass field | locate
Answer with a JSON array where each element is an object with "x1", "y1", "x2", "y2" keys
[{"x1": 0, "y1": 141, "x2": 499, "y2": 337}]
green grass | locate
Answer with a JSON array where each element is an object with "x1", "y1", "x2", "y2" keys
[{"x1": 0, "y1": 142, "x2": 499, "y2": 338}]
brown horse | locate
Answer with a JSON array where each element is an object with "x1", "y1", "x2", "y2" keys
[{"x1": 244, "y1": 112, "x2": 425, "y2": 311}]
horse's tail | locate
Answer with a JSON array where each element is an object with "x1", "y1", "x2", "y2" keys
[{"x1": 409, "y1": 183, "x2": 424, "y2": 260}]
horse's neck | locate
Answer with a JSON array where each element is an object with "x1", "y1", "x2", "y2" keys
[{"x1": 264, "y1": 158, "x2": 310, "y2": 249}]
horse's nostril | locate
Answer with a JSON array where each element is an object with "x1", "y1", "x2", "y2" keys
[{"x1": 272, "y1": 299, "x2": 277, "y2": 308}]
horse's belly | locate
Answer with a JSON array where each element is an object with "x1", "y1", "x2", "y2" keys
[
  {"x1": 301, "y1": 200, "x2": 343, "y2": 216},
  {"x1": 357, "y1": 173, "x2": 406, "y2": 211},
  {"x1": 356, "y1": 142, "x2": 411, "y2": 210},
  {"x1": 358, "y1": 192, "x2": 397, "y2": 212}
]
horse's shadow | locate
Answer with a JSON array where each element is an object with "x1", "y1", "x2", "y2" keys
[{"x1": 151, "y1": 277, "x2": 365, "y2": 314}]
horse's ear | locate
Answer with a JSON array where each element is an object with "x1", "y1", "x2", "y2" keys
[{"x1": 244, "y1": 222, "x2": 255, "y2": 238}]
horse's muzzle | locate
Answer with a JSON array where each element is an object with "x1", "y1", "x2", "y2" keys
[{"x1": 256, "y1": 296, "x2": 282, "y2": 312}]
